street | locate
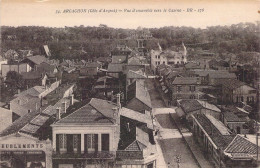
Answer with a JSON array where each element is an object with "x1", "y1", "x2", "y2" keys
[{"x1": 146, "y1": 79, "x2": 200, "y2": 168}]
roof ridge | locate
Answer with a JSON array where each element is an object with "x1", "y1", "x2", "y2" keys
[
  {"x1": 54, "y1": 103, "x2": 88, "y2": 124},
  {"x1": 88, "y1": 103, "x2": 115, "y2": 124}
]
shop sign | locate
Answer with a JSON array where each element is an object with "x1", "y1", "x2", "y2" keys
[{"x1": 0, "y1": 143, "x2": 44, "y2": 149}]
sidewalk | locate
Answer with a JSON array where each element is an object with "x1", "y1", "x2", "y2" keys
[
  {"x1": 170, "y1": 113, "x2": 215, "y2": 168},
  {"x1": 152, "y1": 79, "x2": 215, "y2": 168}
]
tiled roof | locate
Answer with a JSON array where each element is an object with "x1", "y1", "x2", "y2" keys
[
  {"x1": 128, "y1": 57, "x2": 142, "y2": 65},
  {"x1": 172, "y1": 77, "x2": 198, "y2": 85},
  {"x1": 107, "y1": 63, "x2": 124, "y2": 72},
  {"x1": 21, "y1": 71, "x2": 43, "y2": 80},
  {"x1": 208, "y1": 71, "x2": 236, "y2": 79},
  {"x1": 54, "y1": 98, "x2": 118, "y2": 125},
  {"x1": 222, "y1": 106, "x2": 249, "y2": 122},
  {"x1": 178, "y1": 100, "x2": 202, "y2": 113},
  {"x1": 197, "y1": 100, "x2": 221, "y2": 112},
  {"x1": 179, "y1": 99, "x2": 220, "y2": 114},
  {"x1": 0, "y1": 110, "x2": 41, "y2": 137},
  {"x1": 85, "y1": 62, "x2": 101, "y2": 68},
  {"x1": 193, "y1": 114, "x2": 234, "y2": 149},
  {"x1": 37, "y1": 62, "x2": 57, "y2": 73},
  {"x1": 120, "y1": 107, "x2": 153, "y2": 129},
  {"x1": 185, "y1": 62, "x2": 202, "y2": 69},
  {"x1": 127, "y1": 70, "x2": 147, "y2": 79},
  {"x1": 112, "y1": 55, "x2": 127, "y2": 64},
  {"x1": 14, "y1": 86, "x2": 46, "y2": 98},
  {"x1": 25, "y1": 55, "x2": 47, "y2": 65},
  {"x1": 225, "y1": 135, "x2": 259, "y2": 155},
  {"x1": 127, "y1": 80, "x2": 152, "y2": 108},
  {"x1": 220, "y1": 79, "x2": 253, "y2": 90},
  {"x1": 123, "y1": 127, "x2": 150, "y2": 151}
]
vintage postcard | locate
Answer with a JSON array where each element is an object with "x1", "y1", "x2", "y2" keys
[{"x1": 0, "y1": 0, "x2": 259, "y2": 168}]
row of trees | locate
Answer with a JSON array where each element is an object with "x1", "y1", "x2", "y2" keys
[{"x1": 1, "y1": 22, "x2": 259, "y2": 60}]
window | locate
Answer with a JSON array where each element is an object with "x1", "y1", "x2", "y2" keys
[
  {"x1": 163, "y1": 61, "x2": 165, "y2": 64},
  {"x1": 59, "y1": 134, "x2": 67, "y2": 152},
  {"x1": 190, "y1": 86, "x2": 195, "y2": 92},
  {"x1": 190, "y1": 95, "x2": 195, "y2": 99},
  {"x1": 86, "y1": 134, "x2": 97, "y2": 152},
  {"x1": 158, "y1": 55, "x2": 160, "y2": 59},
  {"x1": 101, "y1": 134, "x2": 109, "y2": 151},
  {"x1": 73, "y1": 135, "x2": 78, "y2": 152},
  {"x1": 177, "y1": 86, "x2": 182, "y2": 93},
  {"x1": 247, "y1": 96, "x2": 254, "y2": 103}
]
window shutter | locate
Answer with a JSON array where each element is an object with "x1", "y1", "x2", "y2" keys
[
  {"x1": 84, "y1": 134, "x2": 88, "y2": 153},
  {"x1": 77, "y1": 134, "x2": 81, "y2": 154},
  {"x1": 56, "y1": 134, "x2": 60, "y2": 153},
  {"x1": 95, "y1": 134, "x2": 98, "y2": 152}
]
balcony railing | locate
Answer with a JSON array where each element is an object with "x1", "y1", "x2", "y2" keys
[{"x1": 53, "y1": 151, "x2": 116, "y2": 160}]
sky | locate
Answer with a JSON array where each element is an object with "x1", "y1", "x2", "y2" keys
[{"x1": 0, "y1": 0, "x2": 259, "y2": 29}]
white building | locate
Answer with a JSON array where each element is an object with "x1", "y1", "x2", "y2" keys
[{"x1": 150, "y1": 43, "x2": 187, "y2": 72}]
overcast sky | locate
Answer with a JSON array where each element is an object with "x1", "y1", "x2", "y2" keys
[{"x1": 0, "y1": 0, "x2": 259, "y2": 29}]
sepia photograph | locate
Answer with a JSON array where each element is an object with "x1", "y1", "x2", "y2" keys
[{"x1": 0, "y1": 0, "x2": 259, "y2": 167}]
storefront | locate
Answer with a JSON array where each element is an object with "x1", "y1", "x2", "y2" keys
[{"x1": 0, "y1": 133, "x2": 52, "y2": 168}]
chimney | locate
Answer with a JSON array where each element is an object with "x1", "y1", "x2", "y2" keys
[
  {"x1": 56, "y1": 108, "x2": 61, "y2": 120},
  {"x1": 116, "y1": 93, "x2": 121, "y2": 109},
  {"x1": 40, "y1": 97, "x2": 43, "y2": 107},
  {"x1": 36, "y1": 103, "x2": 38, "y2": 110},
  {"x1": 17, "y1": 89, "x2": 21, "y2": 94},
  {"x1": 70, "y1": 94, "x2": 74, "y2": 105}
]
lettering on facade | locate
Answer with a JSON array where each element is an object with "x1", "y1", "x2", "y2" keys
[{"x1": 0, "y1": 144, "x2": 44, "y2": 149}]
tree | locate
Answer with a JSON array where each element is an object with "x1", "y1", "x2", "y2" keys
[{"x1": 5, "y1": 71, "x2": 24, "y2": 91}]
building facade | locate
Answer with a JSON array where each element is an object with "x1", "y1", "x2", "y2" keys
[{"x1": 51, "y1": 98, "x2": 121, "y2": 168}]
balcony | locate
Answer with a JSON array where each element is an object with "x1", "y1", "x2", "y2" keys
[{"x1": 52, "y1": 151, "x2": 116, "y2": 160}]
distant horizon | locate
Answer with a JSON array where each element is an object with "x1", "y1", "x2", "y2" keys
[
  {"x1": 1, "y1": 20, "x2": 259, "y2": 30},
  {"x1": 1, "y1": 0, "x2": 259, "y2": 29}
]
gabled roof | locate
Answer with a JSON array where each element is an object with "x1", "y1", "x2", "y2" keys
[
  {"x1": 14, "y1": 86, "x2": 46, "y2": 98},
  {"x1": 0, "y1": 110, "x2": 41, "y2": 137},
  {"x1": 25, "y1": 55, "x2": 47, "y2": 65},
  {"x1": 224, "y1": 134, "x2": 259, "y2": 155},
  {"x1": 53, "y1": 98, "x2": 118, "y2": 126},
  {"x1": 221, "y1": 79, "x2": 255, "y2": 90},
  {"x1": 192, "y1": 114, "x2": 234, "y2": 149},
  {"x1": 179, "y1": 99, "x2": 221, "y2": 113},
  {"x1": 222, "y1": 106, "x2": 249, "y2": 122},
  {"x1": 128, "y1": 57, "x2": 142, "y2": 65},
  {"x1": 127, "y1": 70, "x2": 147, "y2": 79},
  {"x1": 120, "y1": 107, "x2": 153, "y2": 129},
  {"x1": 124, "y1": 127, "x2": 149, "y2": 151},
  {"x1": 172, "y1": 77, "x2": 198, "y2": 85},
  {"x1": 127, "y1": 80, "x2": 152, "y2": 109}
]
